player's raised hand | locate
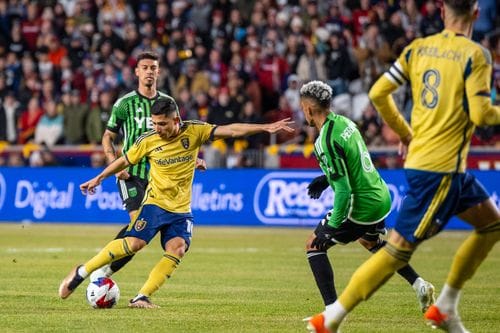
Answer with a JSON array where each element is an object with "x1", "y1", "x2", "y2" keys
[
  {"x1": 267, "y1": 117, "x2": 295, "y2": 134},
  {"x1": 80, "y1": 177, "x2": 102, "y2": 195}
]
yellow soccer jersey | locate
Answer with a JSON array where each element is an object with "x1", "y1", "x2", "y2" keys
[
  {"x1": 125, "y1": 121, "x2": 215, "y2": 213},
  {"x1": 370, "y1": 29, "x2": 500, "y2": 172}
]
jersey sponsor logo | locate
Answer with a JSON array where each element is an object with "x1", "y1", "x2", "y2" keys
[
  {"x1": 0, "y1": 172, "x2": 6, "y2": 210},
  {"x1": 253, "y1": 172, "x2": 333, "y2": 225},
  {"x1": 181, "y1": 137, "x2": 190, "y2": 149},
  {"x1": 134, "y1": 218, "x2": 147, "y2": 232},
  {"x1": 155, "y1": 155, "x2": 193, "y2": 166},
  {"x1": 134, "y1": 116, "x2": 153, "y2": 129}
]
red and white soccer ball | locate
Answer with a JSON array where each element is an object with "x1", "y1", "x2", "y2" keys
[{"x1": 86, "y1": 277, "x2": 120, "y2": 309}]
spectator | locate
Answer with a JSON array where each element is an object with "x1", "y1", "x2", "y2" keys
[
  {"x1": 34, "y1": 99, "x2": 64, "y2": 147},
  {"x1": 29, "y1": 145, "x2": 59, "y2": 167},
  {"x1": 20, "y1": 2, "x2": 41, "y2": 52},
  {"x1": 18, "y1": 96, "x2": 44, "y2": 144},
  {"x1": 325, "y1": 33, "x2": 357, "y2": 96},
  {"x1": 473, "y1": 0, "x2": 496, "y2": 41},
  {"x1": 86, "y1": 90, "x2": 113, "y2": 145},
  {"x1": 296, "y1": 39, "x2": 327, "y2": 83},
  {"x1": 62, "y1": 90, "x2": 87, "y2": 144},
  {"x1": 90, "y1": 151, "x2": 106, "y2": 168},
  {"x1": 0, "y1": 92, "x2": 22, "y2": 143},
  {"x1": 7, "y1": 152, "x2": 25, "y2": 167},
  {"x1": 256, "y1": 39, "x2": 289, "y2": 113},
  {"x1": 419, "y1": 0, "x2": 443, "y2": 37},
  {"x1": 174, "y1": 59, "x2": 210, "y2": 99},
  {"x1": 284, "y1": 74, "x2": 303, "y2": 125}
]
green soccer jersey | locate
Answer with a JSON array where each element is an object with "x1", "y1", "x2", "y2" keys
[
  {"x1": 314, "y1": 113, "x2": 391, "y2": 228},
  {"x1": 107, "y1": 90, "x2": 175, "y2": 179}
]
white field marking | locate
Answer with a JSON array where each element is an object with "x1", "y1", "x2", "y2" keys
[
  {"x1": 3, "y1": 245, "x2": 367, "y2": 254},
  {"x1": 5, "y1": 247, "x2": 102, "y2": 253}
]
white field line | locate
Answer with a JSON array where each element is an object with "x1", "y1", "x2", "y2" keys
[{"x1": 2, "y1": 246, "x2": 369, "y2": 254}]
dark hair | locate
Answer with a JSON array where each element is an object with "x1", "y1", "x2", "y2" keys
[
  {"x1": 444, "y1": 0, "x2": 477, "y2": 16},
  {"x1": 136, "y1": 51, "x2": 159, "y2": 65},
  {"x1": 151, "y1": 96, "x2": 180, "y2": 117}
]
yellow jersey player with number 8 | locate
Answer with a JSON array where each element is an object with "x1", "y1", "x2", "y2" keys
[{"x1": 306, "y1": 0, "x2": 500, "y2": 332}]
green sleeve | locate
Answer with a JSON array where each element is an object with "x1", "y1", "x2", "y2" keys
[
  {"x1": 328, "y1": 158, "x2": 352, "y2": 228},
  {"x1": 107, "y1": 101, "x2": 125, "y2": 133}
]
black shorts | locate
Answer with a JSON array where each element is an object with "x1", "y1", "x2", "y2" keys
[
  {"x1": 314, "y1": 216, "x2": 387, "y2": 246},
  {"x1": 116, "y1": 175, "x2": 148, "y2": 212}
]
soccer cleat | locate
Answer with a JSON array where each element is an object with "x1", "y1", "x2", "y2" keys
[
  {"x1": 128, "y1": 295, "x2": 160, "y2": 309},
  {"x1": 424, "y1": 305, "x2": 470, "y2": 333},
  {"x1": 58, "y1": 265, "x2": 85, "y2": 299},
  {"x1": 305, "y1": 313, "x2": 339, "y2": 333},
  {"x1": 416, "y1": 280, "x2": 436, "y2": 312}
]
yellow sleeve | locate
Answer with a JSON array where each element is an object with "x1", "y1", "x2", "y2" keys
[
  {"x1": 368, "y1": 75, "x2": 412, "y2": 139},
  {"x1": 124, "y1": 136, "x2": 149, "y2": 165},
  {"x1": 368, "y1": 42, "x2": 414, "y2": 139},
  {"x1": 197, "y1": 122, "x2": 217, "y2": 144},
  {"x1": 466, "y1": 47, "x2": 500, "y2": 126}
]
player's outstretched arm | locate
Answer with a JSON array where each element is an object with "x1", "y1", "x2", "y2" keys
[
  {"x1": 80, "y1": 156, "x2": 130, "y2": 195},
  {"x1": 212, "y1": 118, "x2": 295, "y2": 139}
]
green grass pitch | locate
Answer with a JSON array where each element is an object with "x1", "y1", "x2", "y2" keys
[{"x1": 0, "y1": 223, "x2": 498, "y2": 332}]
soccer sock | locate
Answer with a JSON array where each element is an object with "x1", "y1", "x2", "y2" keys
[
  {"x1": 84, "y1": 238, "x2": 134, "y2": 274},
  {"x1": 139, "y1": 252, "x2": 181, "y2": 297},
  {"x1": 435, "y1": 283, "x2": 460, "y2": 314},
  {"x1": 109, "y1": 255, "x2": 135, "y2": 273},
  {"x1": 446, "y1": 222, "x2": 500, "y2": 290},
  {"x1": 307, "y1": 250, "x2": 337, "y2": 306},
  {"x1": 368, "y1": 239, "x2": 418, "y2": 285},
  {"x1": 338, "y1": 243, "x2": 412, "y2": 311},
  {"x1": 107, "y1": 225, "x2": 136, "y2": 273}
]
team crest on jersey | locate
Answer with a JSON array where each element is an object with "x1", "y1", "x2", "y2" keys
[
  {"x1": 134, "y1": 219, "x2": 147, "y2": 232},
  {"x1": 181, "y1": 137, "x2": 190, "y2": 149}
]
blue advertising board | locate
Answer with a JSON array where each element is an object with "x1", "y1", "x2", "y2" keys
[{"x1": 0, "y1": 168, "x2": 498, "y2": 229}]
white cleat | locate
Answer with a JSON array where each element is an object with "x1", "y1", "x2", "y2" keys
[{"x1": 416, "y1": 280, "x2": 436, "y2": 313}]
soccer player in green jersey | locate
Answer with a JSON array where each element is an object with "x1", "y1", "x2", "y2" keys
[
  {"x1": 299, "y1": 81, "x2": 434, "y2": 315},
  {"x1": 58, "y1": 97, "x2": 294, "y2": 308},
  {"x1": 307, "y1": 0, "x2": 500, "y2": 332},
  {"x1": 92, "y1": 51, "x2": 206, "y2": 280}
]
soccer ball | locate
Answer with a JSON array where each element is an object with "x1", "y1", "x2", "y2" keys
[{"x1": 86, "y1": 277, "x2": 120, "y2": 309}]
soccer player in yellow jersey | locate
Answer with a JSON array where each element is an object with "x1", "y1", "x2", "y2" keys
[
  {"x1": 306, "y1": 0, "x2": 500, "y2": 332},
  {"x1": 58, "y1": 97, "x2": 294, "y2": 308}
]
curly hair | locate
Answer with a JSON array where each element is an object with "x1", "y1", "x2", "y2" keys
[{"x1": 299, "y1": 80, "x2": 333, "y2": 109}]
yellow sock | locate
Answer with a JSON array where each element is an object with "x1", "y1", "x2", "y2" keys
[
  {"x1": 139, "y1": 253, "x2": 181, "y2": 297},
  {"x1": 84, "y1": 239, "x2": 134, "y2": 273},
  {"x1": 339, "y1": 243, "x2": 411, "y2": 311},
  {"x1": 447, "y1": 222, "x2": 500, "y2": 289}
]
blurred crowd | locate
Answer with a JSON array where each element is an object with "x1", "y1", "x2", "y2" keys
[{"x1": 0, "y1": 0, "x2": 498, "y2": 167}]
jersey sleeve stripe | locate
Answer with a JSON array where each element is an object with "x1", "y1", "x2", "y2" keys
[
  {"x1": 384, "y1": 72, "x2": 401, "y2": 85},
  {"x1": 393, "y1": 62, "x2": 409, "y2": 82},
  {"x1": 208, "y1": 126, "x2": 217, "y2": 142},
  {"x1": 324, "y1": 122, "x2": 340, "y2": 176}
]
